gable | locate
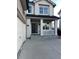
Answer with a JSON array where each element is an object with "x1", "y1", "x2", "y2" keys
[{"x1": 34, "y1": 0, "x2": 56, "y2": 7}]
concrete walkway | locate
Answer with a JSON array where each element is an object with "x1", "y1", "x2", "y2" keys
[{"x1": 18, "y1": 36, "x2": 61, "y2": 59}]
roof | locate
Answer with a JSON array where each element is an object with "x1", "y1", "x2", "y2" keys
[
  {"x1": 58, "y1": 10, "x2": 61, "y2": 15},
  {"x1": 46, "y1": 0, "x2": 56, "y2": 7},
  {"x1": 26, "y1": 14, "x2": 60, "y2": 20},
  {"x1": 29, "y1": 0, "x2": 56, "y2": 8}
]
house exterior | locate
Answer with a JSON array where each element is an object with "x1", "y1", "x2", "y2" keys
[
  {"x1": 17, "y1": 0, "x2": 29, "y2": 53},
  {"x1": 58, "y1": 10, "x2": 61, "y2": 29},
  {"x1": 25, "y1": 0, "x2": 60, "y2": 39}
]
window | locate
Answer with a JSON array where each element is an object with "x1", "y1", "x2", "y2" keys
[
  {"x1": 39, "y1": 7, "x2": 43, "y2": 14},
  {"x1": 28, "y1": 5, "x2": 32, "y2": 13},
  {"x1": 43, "y1": 22, "x2": 49, "y2": 30},
  {"x1": 43, "y1": 25, "x2": 49, "y2": 30},
  {"x1": 39, "y1": 5, "x2": 49, "y2": 15},
  {"x1": 44, "y1": 7, "x2": 48, "y2": 14}
]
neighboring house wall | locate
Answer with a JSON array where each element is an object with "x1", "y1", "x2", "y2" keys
[
  {"x1": 58, "y1": 10, "x2": 61, "y2": 29},
  {"x1": 59, "y1": 13, "x2": 61, "y2": 29},
  {"x1": 17, "y1": 0, "x2": 26, "y2": 21},
  {"x1": 17, "y1": 18, "x2": 26, "y2": 53},
  {"x1": 17, "y1": 0, "x2": 26, "y2": 53}
]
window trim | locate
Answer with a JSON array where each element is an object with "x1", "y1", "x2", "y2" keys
[{"x1": 39, "y1": 5, "x2": 49, "y2": 15}]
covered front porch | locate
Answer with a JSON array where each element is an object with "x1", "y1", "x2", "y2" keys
[
  {"x1": 31, "y1": 19, "x2": 56, "y2": 35},
  {"x1": 26, "y1": 14, "x2": 60, "y2": 39}
]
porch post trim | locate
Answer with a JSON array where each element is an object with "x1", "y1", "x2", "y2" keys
[
  {"x1": 54, "y1": 20, "x2": 58, "y2": 36},
  {"x1": 40, "y1": 19, "x2": 43, "y2": 36},
  {"x1": 26, "y1": 18, "x2": 31, "y2": 39}
]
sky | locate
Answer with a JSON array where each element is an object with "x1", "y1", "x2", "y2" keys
[
  {"x1": 52, "y1": 0, "x2": 61, "y2": 6},
  {"x1": 30, "y1": 0, "x2": 61, "y2": 6},
  {"x1": 52, "y1": 0, "x2": 61, "y2": 16}
]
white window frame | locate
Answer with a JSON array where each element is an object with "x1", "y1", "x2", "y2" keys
[{"x1": 39, "y1": 5, "x2": 49, "y2": 15}]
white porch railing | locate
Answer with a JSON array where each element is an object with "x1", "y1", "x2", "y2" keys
[{"x1": 43, "y1": 30, "x2": 55, "y2": 35}]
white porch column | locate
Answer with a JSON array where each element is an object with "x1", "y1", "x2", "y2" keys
[
  {"x1": 54, "y1": 20, "x2": 58, "y2": 36},
  {"x1": 26, "y1": 18, "x2": 31, "y2": 39},
  {"x1": 40, "y1": 19, "x2": 43, "y2": 36}
]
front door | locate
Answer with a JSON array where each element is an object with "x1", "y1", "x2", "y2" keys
[{"x1": 32, "y1": 23, "x2": 38, "y2": 34}]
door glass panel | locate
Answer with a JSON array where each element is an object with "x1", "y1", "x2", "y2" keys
[{"x1": 32, "y1": 23, "x2": 38, "y2": 33}]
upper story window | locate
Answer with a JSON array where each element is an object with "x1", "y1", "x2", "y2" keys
[
  {"x1": 39, "y1": 5, "x2": 49, "y2": 15},
  {"x1": 28, "y1": 3, "x2": 33, "y2": 14},
  {"x1": 28, "y1": 5, "x2": 32, "y2": 13}
]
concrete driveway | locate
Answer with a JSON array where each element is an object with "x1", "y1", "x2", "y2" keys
[{"x1": 18, "y1": 36, "x2": 61, "y2": 59}]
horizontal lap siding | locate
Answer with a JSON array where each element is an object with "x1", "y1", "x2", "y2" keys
[{"x1": 17, "y1": 18, "x2": 26, "y2": 53}]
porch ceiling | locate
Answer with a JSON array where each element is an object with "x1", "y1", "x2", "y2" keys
[{"x1": 26, "y1": 14, "x2": 60, "y2": 20}]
